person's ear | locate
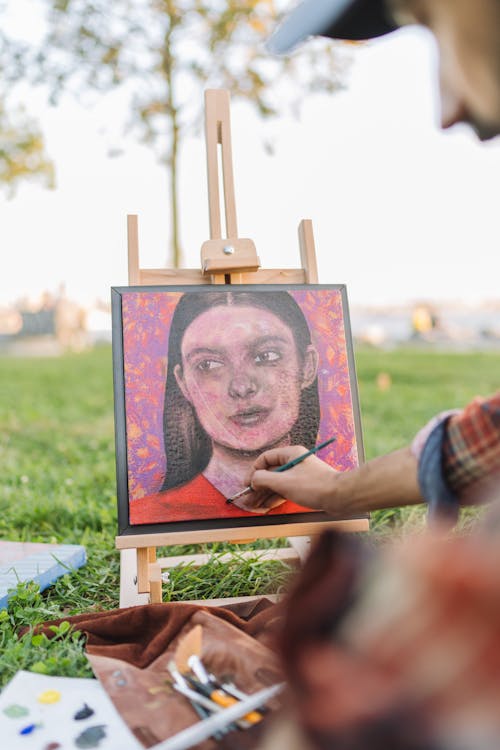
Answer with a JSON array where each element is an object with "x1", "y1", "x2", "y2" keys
[
  {"x1": 301, "y1": 345, "x2": 319, "y2": 389},
  {"x1": 174, "y1": 363, "x2": 191, "y2": 403}
]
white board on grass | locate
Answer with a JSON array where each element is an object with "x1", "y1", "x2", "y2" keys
[
  {"x1": 0, "y1": 542, "x2": 86, "y2": 609},
  {"x1": 0, "y1": 671, "x2": 142, "y2": 749}
]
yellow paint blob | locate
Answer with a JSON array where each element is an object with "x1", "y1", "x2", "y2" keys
[{"x1": 37, "y1": 690, "x2": 61, "y2": 704}]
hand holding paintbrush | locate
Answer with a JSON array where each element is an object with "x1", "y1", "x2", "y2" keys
[{"x1": 226, "y1": 436, "x2": 336, "y2": 506}]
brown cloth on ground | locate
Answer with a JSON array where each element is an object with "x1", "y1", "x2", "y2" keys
[{"x1": 32, "y1": 597, "x2": 284, "y2": 749}]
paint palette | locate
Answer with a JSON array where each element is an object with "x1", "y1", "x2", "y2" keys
[
  {"x1": 0, "y1": 542, "x2": 87, "y2": 609},
  {"x1": 0, "y1": 671, "x2": 142, "y2": 749}
]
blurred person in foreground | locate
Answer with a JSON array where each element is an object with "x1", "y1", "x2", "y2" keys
[
  {"x1": 259, "y1": 518, "x2": 500, "y2": 750},
  {"x1": 242, "y1": 0, "x2": 500, "y2": 525}
]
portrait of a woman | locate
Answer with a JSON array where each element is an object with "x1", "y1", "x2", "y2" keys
[{"x1": 128, "y1": 289, "x2": 322, "y2": 524}]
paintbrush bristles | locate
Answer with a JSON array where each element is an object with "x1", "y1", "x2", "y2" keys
[{"x1": 174, "y1": 624, "x2": 203, "y2": 674}]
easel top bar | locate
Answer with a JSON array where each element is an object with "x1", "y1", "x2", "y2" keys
[{"x1": 130, "y1": 266, "x2": 308, "y2": 286}]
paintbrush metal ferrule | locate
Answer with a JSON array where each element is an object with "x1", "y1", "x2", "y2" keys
[
  {"x1": 167, "y1": 659, "x2": 189, "y2": 689},
  {"x1": 187, "y1": 654, "x2": 210, "y2": 684},
  {"x1": 226, "y1": 486, "x2": 252, "y2": 504}
]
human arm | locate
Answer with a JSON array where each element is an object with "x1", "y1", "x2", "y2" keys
[
  {"x1": 239, "y1": 444, "x2": 423, "y2": 516},
  {"x1": 242, "y1": 392, "x2": 500, "y2": 518}
]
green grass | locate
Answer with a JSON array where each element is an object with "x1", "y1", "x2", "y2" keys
[{"x1": 0, "y1": 343, "x2": 498, "y2": 684}]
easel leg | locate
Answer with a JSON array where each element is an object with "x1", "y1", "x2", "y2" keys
[
  {"x1": 119, "y1": 549, "x2": 150, "y2": 608},
  {"x1": 287, "y1": 536, "x2": 311, "y2": 563},
  {"x1": 149, "y1": 562, "x2": 163, "y2": 604}
]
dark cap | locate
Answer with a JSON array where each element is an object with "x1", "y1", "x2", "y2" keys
[{"x1": 267, "y1": 0, "x2": 398, "y2": 54}]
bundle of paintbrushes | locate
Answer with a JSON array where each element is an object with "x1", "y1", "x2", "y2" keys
[{"x1": 164, "y1": 624, "x2": 281, "y2": 747}]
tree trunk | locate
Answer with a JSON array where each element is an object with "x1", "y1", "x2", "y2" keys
[
  {"x1": 170, "y1": 111, "x2": 181, "y2": 268},
  {"x1": 164, "y1": 11, "x2": 181, "y2": 268}
]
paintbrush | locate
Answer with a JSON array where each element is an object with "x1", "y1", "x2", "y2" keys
[
  {"x1": 171, "y1": 681, "x2": 222, "y2": 715},
  {"x1": 151, "y1": 683, "x2": 284, "y2": 750},
  {"x1": 166, "y1": 659, "x2": 227, "y2": 739},
  {"x1": 174, "y1": 625, "x2": 263, "y2": 724},
  {"x1": 226, "y1": 435, "x2": 337, "y2": 503},
  {"x1": 208, "y1": 673, "x2": 270, "y2": 713}
]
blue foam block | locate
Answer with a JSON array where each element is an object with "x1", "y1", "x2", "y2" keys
[{"x1": 0, "y1": 544, "x2": 87, "y2": 609}]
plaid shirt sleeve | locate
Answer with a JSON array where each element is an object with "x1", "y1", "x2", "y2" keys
[
  {"x1": 442, "y1": 393, "x2": 500, "y2": 493},
  {"x1": 412, "y1": 393, "x2": 500, "y2": 522}
]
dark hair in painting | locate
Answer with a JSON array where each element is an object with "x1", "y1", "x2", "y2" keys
[{"x1": 161, "y1": 290, "x2": 320, "y2": 490}]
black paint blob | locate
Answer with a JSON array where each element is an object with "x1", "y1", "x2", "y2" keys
[{"x1": 74, "y1": 703, "x2": 95, "y2": 721}]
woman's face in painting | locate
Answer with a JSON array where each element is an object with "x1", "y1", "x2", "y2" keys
[{"x1": 174, "y1": 305, "x2": 318, "y2": 453}]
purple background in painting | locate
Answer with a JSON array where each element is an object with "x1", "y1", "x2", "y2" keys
[{"x1": 121, "y1": 288, "x2": 359, "y2": 503}]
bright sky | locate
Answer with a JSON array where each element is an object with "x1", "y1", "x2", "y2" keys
[{"x1": 2, "y1": 23, "x2": 500, "y2": 309}]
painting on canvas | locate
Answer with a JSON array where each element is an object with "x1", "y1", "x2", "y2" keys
[{"x1": 112, "y1": 285, "x2": 363, "y2": 535}]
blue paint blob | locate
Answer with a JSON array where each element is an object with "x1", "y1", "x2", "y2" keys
[{"x1": 19, "y1": 723, "x2": 39, "y2": 735}]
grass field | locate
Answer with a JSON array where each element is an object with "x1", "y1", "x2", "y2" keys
[{"x1": 0, "y1": 343, "x2": 498, "y2": 684}]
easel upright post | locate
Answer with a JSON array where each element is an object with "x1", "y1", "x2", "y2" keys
[
  {"x1": 205, "y1": 89, "x2": 237, "y2": 242},
  {"x1": 201, "y1": 89, "x2": 260, "y2": 280},
  {"x1": 298, "y1": 219, "x2": 319, "y2": 284}
]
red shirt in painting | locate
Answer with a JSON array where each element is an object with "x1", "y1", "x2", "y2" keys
[{"x1": 129, "y1": 473, "x2": 311, "y2": 525}]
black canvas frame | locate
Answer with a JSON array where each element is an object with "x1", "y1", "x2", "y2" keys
[{"x1": 112, "y1": 284, "x2": 364, "y2": 537}]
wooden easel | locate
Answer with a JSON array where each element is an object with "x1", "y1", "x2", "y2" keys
[{"x1": 116, "y1": 90, "x2": 368, "y2": 608}]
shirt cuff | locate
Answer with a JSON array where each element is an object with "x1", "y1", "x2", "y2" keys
[
  {"x1": 417, "y1": 419, "x2": 460, "y2": 524},
  {"x1": 411, "y1": 409, "x2": 460, "y2": 461}
]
